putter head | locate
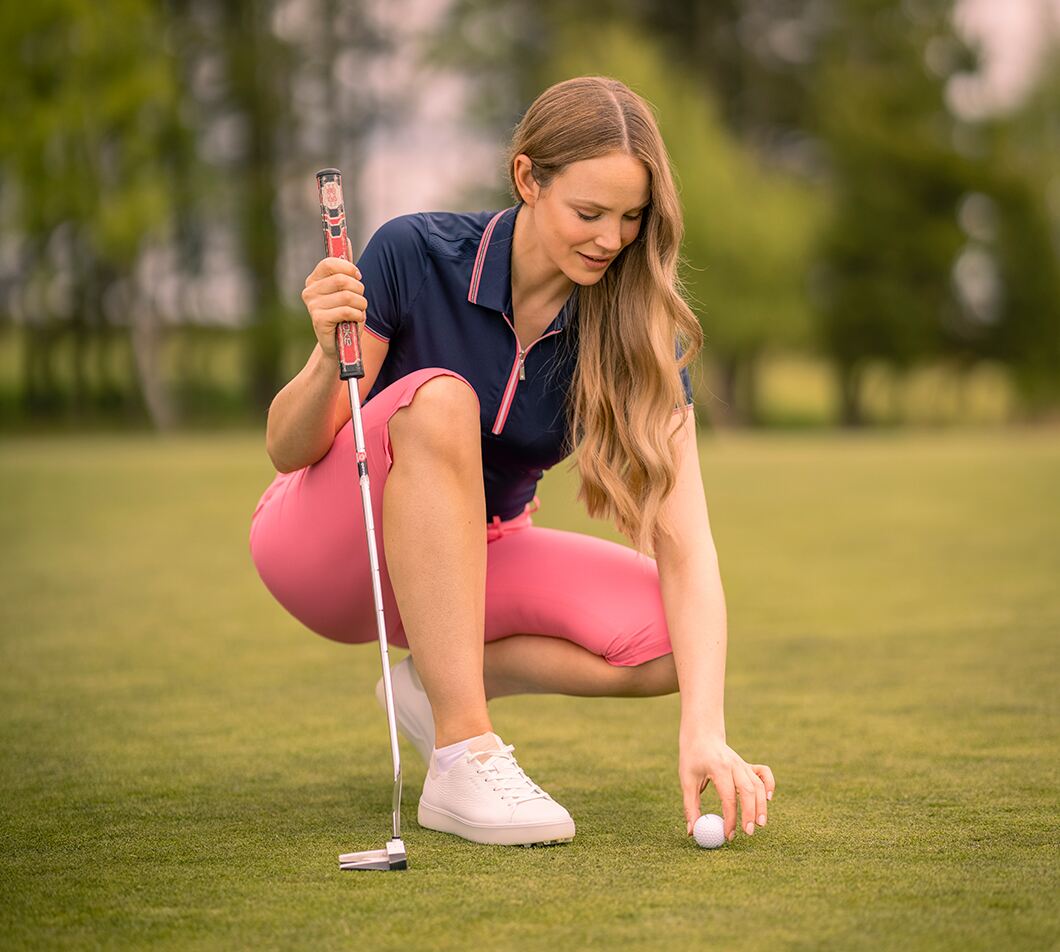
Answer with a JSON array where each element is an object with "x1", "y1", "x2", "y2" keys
[{"x1": 338, "y1": 837, "x2": 408, "y2": 871}]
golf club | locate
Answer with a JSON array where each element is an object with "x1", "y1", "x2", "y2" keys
[{"x1": 316, "y1": 167, "x2": 408, "y2": 872}]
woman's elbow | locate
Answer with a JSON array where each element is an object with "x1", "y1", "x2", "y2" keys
[{"x1": 265, "y1": 428, "x2": 297, "y2": 474}]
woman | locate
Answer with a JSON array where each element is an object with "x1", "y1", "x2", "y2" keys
[{"x1": 250, "y1": 76, "x2": 775, "y2": 848}]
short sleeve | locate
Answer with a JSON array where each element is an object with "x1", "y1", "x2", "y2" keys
[
  {"x1": 676, "y1": 336, "x2": 693, "y2": 407},
  {"x1": 355, "y1": 214, "x2": 429, "y2": 343}
]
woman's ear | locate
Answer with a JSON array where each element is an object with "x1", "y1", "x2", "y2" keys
[{"x1": 512, "y1": 153, "x2": 539, "y2": 207}]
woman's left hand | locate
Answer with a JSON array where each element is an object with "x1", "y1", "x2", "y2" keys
[{"x1": 679, "y1": 730, "x2": 775, "y2": 841}]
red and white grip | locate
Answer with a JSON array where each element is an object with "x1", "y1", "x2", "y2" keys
[{"x1": 315, "y1": 168, "x2": 364, "y2": 380}]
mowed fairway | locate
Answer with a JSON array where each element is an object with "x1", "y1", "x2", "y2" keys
[{"x1": 1, "y1": 426, "x2": 1057, "y2": 950}]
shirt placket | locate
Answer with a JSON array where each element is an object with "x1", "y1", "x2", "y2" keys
[{"x1": 490, "y1": 313, "x2": 562, "y2": 435}]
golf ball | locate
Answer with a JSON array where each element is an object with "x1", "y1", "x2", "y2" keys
[{"x1": 693, "y1": 813, "x2": 726, "y2": 849}]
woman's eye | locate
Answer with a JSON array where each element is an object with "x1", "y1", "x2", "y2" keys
[{"x1": 576, "y1": 211, "x2": 643, "y2": 222}]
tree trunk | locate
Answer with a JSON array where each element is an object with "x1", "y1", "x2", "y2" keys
[
  {"x1": 713, "y1": 353, "x2": 747, "y2": 427},
  {"x1": 711, "y1": 352, "x2": 762, "y2": 426},
  {"x1": 223, "y1": 0, "x2": 285, "y2": 415},
  {"x1": 129, "y1": 288, "x2": 177, "y2": 431},
  {"x1": 741, "y1": 353, "x2": 761, "y2": 426},
  {"x1": 19, "y1": 240, "x2": 63, "y2": 417},
  {"x1": 23, "y1": 320, "x2": 61, "y2": 417},
  {"x1": 836, "y1": 360, "x2": 865, "y2": 427}
]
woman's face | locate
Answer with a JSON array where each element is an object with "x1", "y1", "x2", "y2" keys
[{"x1": 522, "y1": 152, "x2": 651, "y2": 285}]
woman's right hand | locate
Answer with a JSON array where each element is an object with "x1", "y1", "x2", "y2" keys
[{"x1": 300, "y1": 244, "x2": 367, "y2": 361}]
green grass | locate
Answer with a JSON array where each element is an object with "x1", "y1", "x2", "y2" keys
[{"x1": 1, "y1": 427, "x2": 1057, "y2": 950}]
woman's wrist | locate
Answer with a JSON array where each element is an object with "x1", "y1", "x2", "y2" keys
[
  {"x1": 306, "y1": 342, "x2": 341, "y2": 387},
  {"x1": 680, "y1": 717, "x2": 726, "y2": 743},
  {"x1": 267, "y1": 345, "x2": 343, "y2": 471}
]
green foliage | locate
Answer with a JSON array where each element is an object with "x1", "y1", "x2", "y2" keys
[
  {"x1": 1, "y1": 0, "x2": 1056, "y2": 427},
  {"x1": 545, "y1": 19, "x2": 823, "y2": 359},
  {"x1": 0, "y1": 1, "x2": 191, "y2": 424},
  {"x1": 0, "y1": 0, "x2": 183, "y2": 263},
  {"x1": 811, "y1": 1, "x2": 973, "y2": 372},
  {"x1": 985, "y1": 172, "x2": 1060, "y2": 412},
  {"x1": 810, "y1": 0, "x2": 1060, "y2": 417},
  {"x1": 969, "y1": 45, "x2": 1060, "y2": 413}
]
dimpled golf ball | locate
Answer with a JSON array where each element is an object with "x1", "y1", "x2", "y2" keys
[{"x1": 693, "y1": 813, "x2": 726, "y2": 849}]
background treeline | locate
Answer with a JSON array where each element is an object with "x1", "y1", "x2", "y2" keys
[{"x1": 0, "y1": 0, "x2": 1057, "y2": 430}]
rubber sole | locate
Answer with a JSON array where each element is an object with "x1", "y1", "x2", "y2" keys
[{"x1": 418, "y1": 799, "x2": 575, "y2": 847}]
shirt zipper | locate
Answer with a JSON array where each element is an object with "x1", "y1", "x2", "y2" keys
[{"x1": 491, "y1": 311, "x2": 562, "y2": 435}]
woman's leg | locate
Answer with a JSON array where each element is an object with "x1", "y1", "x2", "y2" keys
[
  {"x1": 382, "y1": 374, "x2": 493, "y2": 747},
  {"x1": 480, "y1": 522, "x2": 682, "y2": 701},
  {"x1": 482, "y1": 635, "x2": 678, "y2": 699},
  {"x1": 251, "y1": 367, "x2": 677, "y2": 723}
]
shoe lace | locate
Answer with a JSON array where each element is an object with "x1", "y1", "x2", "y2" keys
[{"x1": 466, "y1": 743, "x2": 550, "y2": 806}]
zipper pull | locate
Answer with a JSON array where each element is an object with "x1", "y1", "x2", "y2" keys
[{"x1": 518, "y1": 350, "x2": 526, "y2": 380}]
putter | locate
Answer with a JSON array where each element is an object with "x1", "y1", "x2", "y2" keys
[{"x1": 317, "y1": 168, "x2": 408, "y2": 872}]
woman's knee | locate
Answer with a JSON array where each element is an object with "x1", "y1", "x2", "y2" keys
[{"x1": 389, "y1": 372, "x2": 480, "y2": 459}]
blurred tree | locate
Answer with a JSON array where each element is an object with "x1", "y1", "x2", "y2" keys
[
  {"x1": 2, "y1": 0, "x2": 1053, "y2": 429},
  {"x1": 430, "y1": 0, "x2": 820, "y2": 170},
  {"x1": 812, "y1": 1, "x2": 1060, "y2": 423},
  {"x1": 208, "y1": 0, "x2": 388, "y2": 414},
  {"x1": 547, "y1": 20, "x2": 821, "y2": 425},
  {"x1": 434, "y1": 0, "x2": 1059, "y2": 425},
  {"x1": 425, "y1": 1, "x2": 820, "y2": 425},
  {"x1": 809, "y1": 0, "x2": 978, "y2": 424},
  {"x1": 219, "y1": 0, "x2": 291, "y2": 414},
  {"x1": 967, "y1": 44, "x2": 1060, "y2": 418},
  {"x1": 985, "y1": 175, "x2": 1060, "y2": 416},
  {"x1": 622, "y1": 0, "x2": 826, "y2": 171},
  {"x1": 419, "y1": 0, "x2": 556, "y2": 144},
  {"x1": 0, "y1": 0, "x2": 393, "y2": 427},
  {"x1": 0, "y1": 0, "x2": 185, "y2": 425}
]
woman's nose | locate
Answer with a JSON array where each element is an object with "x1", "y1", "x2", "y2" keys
[{"x1": 594, "y1": 221, "x2": 622, "y2": 253}]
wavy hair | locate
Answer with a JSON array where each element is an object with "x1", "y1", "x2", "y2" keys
[{"x1": 505, "y1": 76, "x2": 703, "y2": 556}]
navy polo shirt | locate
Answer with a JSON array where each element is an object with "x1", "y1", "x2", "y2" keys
[{"x1": 356, "y1": 201, "x2": 693, "y2": 522}]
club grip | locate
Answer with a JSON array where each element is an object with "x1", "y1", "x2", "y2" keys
[{"x1": 315, "y1": 167, "x2": 364, "y2": 380}]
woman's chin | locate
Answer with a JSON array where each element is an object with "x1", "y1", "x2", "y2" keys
[{"x1": 565, "y1": 260, "x2": 609, "y2": 286}]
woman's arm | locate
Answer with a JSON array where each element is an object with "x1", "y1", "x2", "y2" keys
[
  {"x1": 653, "y1": 408, "x2": 776, "y2": 842},
  {"x1": 266, "y1": 336, "x2": 388, "y2": 473},
  {"x1": 653, "y1": 408, "x2": 725, "y2": 738},
  {"x1": 265, "y1": 254, "x2": 388, "y2": 473}
]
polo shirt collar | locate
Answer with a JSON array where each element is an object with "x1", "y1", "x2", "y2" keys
[{"x1": 466, "y1": 201, "x2": 575, "y2": 331}]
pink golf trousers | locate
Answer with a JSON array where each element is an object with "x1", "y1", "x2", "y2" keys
[{"x1": 248, "y1": 367, "x2": 675, "y2": 667}]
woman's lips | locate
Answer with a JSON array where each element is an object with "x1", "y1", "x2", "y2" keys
[{"x1": 578, "y1": 252, "x2": 613, "y2": 269}]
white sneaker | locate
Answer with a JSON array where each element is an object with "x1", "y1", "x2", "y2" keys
[
  {"x1": 418, "y1": 731, "x2": 576, "y2": 846},
  {"x1": 375, "y1": 655, "x2": 435, "y2": 765}
]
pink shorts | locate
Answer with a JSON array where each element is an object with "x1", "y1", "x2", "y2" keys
[{"x1": 248, "y1": 367, "x2": 674, "y2": 667}]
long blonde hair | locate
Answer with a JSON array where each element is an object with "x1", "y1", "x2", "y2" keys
[{"x1": 506, "y1": 76, "x2": 703, "y2": 556}]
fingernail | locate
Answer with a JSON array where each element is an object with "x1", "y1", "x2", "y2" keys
[
  {"x1": 757, "y1": 814, "x2": 766, "y2": 826},
  {"x1": 745, "y1": 822, "x2": 754, "y2": 835},
  {"x1": 727, "y1": 831, "x2": 735, "y2": 842},
  {"x1": 767, "y1": 791, "x2": 773, "y2": 800}
]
